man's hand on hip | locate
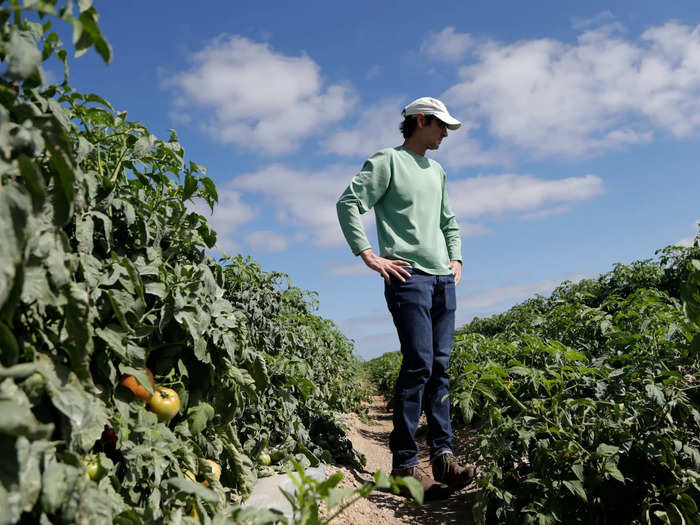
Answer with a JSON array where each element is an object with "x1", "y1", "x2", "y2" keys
[
  {"x1": 448, "y1": 260, "x2": 462, "y2": 285},
  {"x1": 360, "y1": 249, "x2": 412, "y2": 283}
]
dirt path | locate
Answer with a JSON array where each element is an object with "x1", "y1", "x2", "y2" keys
[{"x1": 328, "y1": 396, "x2": 478, "y2": 525}]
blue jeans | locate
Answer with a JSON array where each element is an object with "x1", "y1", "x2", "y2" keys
[{"x1": 384, "y1": 268, "x2": 456, "y2": 469}]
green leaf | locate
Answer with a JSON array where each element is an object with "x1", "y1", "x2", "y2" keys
[
  {"x1": 563, "y1": 479, "x2": 587, "y2": 502},
  {"x1": 47, "y1": 98, "x2": 72, "y2": 131},
  {"x1": 571, "y1": 463, "x2": 584, "y2": 482},
  {"x1": 326, "y1": 486, "x2": 354, "y2": 510},
  {"x1": 37, "y1": 355, "x2": 108, "y2": 452},
  {"x1": 564, "y1": 350, "x2": 587, "y2": 362},
  {"x1": 394, "y1": 476, "x2": 423, "y2": 504},
  {"x1": 0, "y1": 321, "x2": 20, "y2": 367},
  {"x1": 16, "y1": 437, "x2": 51, "y2": 513},
  {"x1": 78, "y1": 8, "x2": 112, "y2": 63},
  {"x1": 76, "y1": 135, "x2": 92, "y2": 163},
  {"x1": 95, "y1": 324, "x2": 128, "y2": 356},
  {"x1": 183, "y1": 173, "x2": 197, "y2": 200},
  {"x1": 645, "y1": 383, "x2": 666, "y2": 407},
  {"x1": 596, "y1": 444, "x2": 620, "y2": 457},
  {"x1": 166, "y1": 478, "x2": 218, "y2": 503},
  {"x1": 373, "y1": 470, "x2": 391, "y2": 489},
  {"x1": 40, "y1": 461, "x2": 79, "y2": 515},
  {"x1": 17, "y1": 154, "x2": 47, "y2": 212},
  {"x1": 0, "y1": 378, "x2": 54, "y2": 439},
  {"x1": 78, "y1": 0, "x2": 94, "y2": 13},
  {"x1": 119, "y1": 365, "x2": 154, "y2": 397},
  {"x1": 0, "y1": 184, "x2": 31, "y2": 311},
  {"x1": 186, "y1": 401, "x2": 215, "y2": 435},
  {"x1": 133, "y1": 134, "x2": 154, "y2": 159},
  {"x1": 144, "y1": 282, "x2": 166, "y2": 298},
  {"x1": 85, "y1": 93, "x2": 113, "y2": 110},
  {"x1": 63, "y1": 283, "x2": 94, "y2": 382},
  {"x1": 604, "y1": 461, "x2": 625, "y2": 483},
  {"x1": 49, "y1": 148, "x2": 75, "y2": 226},
  {"x1": 75, "y1": 213, "x2": 94, "y2": 253}
]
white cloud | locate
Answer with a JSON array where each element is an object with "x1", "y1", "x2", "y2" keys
[
  {"x1": 571, "y1": 11, "x2": 617, "y2": 31},
  {"x1": 421, "y1": 27, "x2": 474, "y2": 62},
  {"x1": 324, "y1": 98, "x2": 404, "y2": 157},
  {"x1": 330, "y1": 262, "x2": 373, "y2": 277},
  {"x1": 231, "y1": 163, "x2": 373, "y2": 248},
  {"x1": 230, "y1": 165, "x2": 601, "y2": 253},
  {"x1": 245, "y1": 231, "x2": 289, "y2": 253},
  {"x1": 189, "y1": 189, "x2": 255, "y2": 253},
  {"x1": 435, "y1": 125, "x2": 509, "y2": 168},
  {"x1": 459, "y1": 222, "x2": 491, "y2": 237},
  {"x1": 519, "y1": 204, "x2": 571, "y2": 222},
  {"x1": 164, "y1": 36, "x2": 356, "y2": 155},
  {"x1": 448, "y1": 173, "x2": 604, "y2": 220},
  {"x1": 442, "y1": 21, "x2": 700, "y2": 157}
]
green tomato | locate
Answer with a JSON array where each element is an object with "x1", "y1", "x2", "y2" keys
[
  {"x1": 84, "y1": 456, "x2": 105, "y2": 481},
  {"x1": 258, "y1": 451, "x2": 271, "y2": 466},
  {"x1": 147, "y1": 387, "x2": 180, "y2": 422}
]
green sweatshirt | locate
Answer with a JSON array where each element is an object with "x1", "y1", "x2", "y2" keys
[{"x1": 336, "y1": 146, "x2": 461, "y2": 275}]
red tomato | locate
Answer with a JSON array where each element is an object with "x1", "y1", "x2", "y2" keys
[{"x1": 119, "y1": 369, "x2": 155, "y2": 400}]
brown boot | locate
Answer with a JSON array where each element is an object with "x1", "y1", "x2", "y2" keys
[
  {"x1": 432, "y1": 453, "x2": 476, "y2": 490},
  {"x1": 390, "y1": 465, "x2": 451, "y2": 501}
]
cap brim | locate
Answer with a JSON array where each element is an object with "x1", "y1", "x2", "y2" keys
[{"x1": 434, "y1": 111, "x2": 461, "y2": 130}]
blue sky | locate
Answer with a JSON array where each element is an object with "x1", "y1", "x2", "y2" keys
[{"x1": 54, "y1": 1, "x2": 700, "y2": 360}]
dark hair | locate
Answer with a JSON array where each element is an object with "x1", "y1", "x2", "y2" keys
[{"x1": 400, "y1": 114, "x2": 437, "y2": 139}]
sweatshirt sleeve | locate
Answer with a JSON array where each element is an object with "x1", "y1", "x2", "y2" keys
[
  {"x1": 440, "y1": 171, "x2": 462, "y2": 261},
  {"x1": 336, "y1": 150, "x2": 392, "y2": 256}
]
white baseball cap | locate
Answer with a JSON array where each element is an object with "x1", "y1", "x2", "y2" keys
[{"x1": 402, "y1": 97, "x2": 461, "y2": 130}]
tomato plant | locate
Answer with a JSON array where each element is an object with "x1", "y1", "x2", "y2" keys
[
  {"x1": 0, "y1": 3, "x2": 368, "y2": 522},
  {"x1": 366, "y1": 242, "x2": 700, "y2": 525}
]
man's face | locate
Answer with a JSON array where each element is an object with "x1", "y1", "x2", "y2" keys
[{"x1": 419, "y1": 115, "x2": 449, "y2": 150}]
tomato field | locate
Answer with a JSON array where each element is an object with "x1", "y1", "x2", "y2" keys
[
  {"x1": 366, "y1": 243, "x2": 700, "y2": 524},
  {"x1": 2, "y1": 2, "x2": 700, "y2": 525},
  {"x1": 0, "y1": 3, "x2": 371, "y2": 523}
]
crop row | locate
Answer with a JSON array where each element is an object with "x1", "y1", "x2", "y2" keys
[
  {"x1": 366, "y1": 243, "x2": 700, "y2": 524},
  {"x1": 0, "y1": 4, "x2": 367, "y2": 523}
]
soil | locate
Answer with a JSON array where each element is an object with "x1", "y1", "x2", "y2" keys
[{"x1": 327, "y1": 396, "x2": 479, "y2": 525}]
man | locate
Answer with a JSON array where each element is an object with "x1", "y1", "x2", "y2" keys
[{"x1": 336, "y1": 97, "x2": 475, "y2": 500}]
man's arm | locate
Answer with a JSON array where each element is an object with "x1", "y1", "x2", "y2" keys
[
  {"x1": 336, "y1": 150, "x2": 411, "y2": 282},
  {"x1": 440, "y1": 172, "x2": 463, "y2": 284}
]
